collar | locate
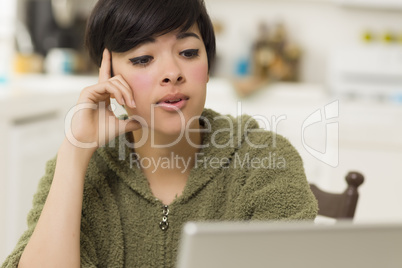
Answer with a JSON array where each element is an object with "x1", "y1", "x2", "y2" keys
[{"x1": 97, "y1": 108, "x2": 259, "y2": 204}]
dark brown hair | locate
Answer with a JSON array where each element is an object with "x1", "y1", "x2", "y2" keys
[{"x1": 85, "y1": 0, "x2": 216, "y2": 71}]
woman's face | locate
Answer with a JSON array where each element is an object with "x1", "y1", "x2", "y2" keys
[{"x1": 112, "y1": 24, "x2": 209, "y2": 137}]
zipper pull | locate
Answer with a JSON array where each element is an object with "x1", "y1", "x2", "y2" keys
[{"x1": 159, "y1": 205, "x2": 169, "y2": 231}]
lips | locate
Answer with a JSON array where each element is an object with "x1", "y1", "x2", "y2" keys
[
  {"x1": 163, "y1": 98, "x2": 183, "y2": 104},
  {"x1": 156, "y1": 93, "x2": 189, "y2": 111},
  {"x1": 157, "y1": 93, "x2": 189, "y2": 104}
]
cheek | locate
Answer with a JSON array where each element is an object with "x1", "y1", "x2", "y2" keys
[
  {"x1": 190, "y1": 63, "x2": 209, "y2": 83},
  {"x1": 123, "y1": 72, "x2": 155, "y2": 116},
  {"x1": 126, "y1": 72, "x2": 154, "y2": 95}
]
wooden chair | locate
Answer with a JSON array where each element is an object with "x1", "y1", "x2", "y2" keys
[{"x1": 309, "y1": 171, "x2": 364, "y2": 220}]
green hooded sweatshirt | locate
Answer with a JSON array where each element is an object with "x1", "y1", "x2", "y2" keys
[{"x1": 2, "y1": 108, "x2": 317, "y2": 268}]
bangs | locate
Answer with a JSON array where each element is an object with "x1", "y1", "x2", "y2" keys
[
  {"x1": 86, "y1": 0, "x2": 215, "y2": 70},
  {"x1": 107, "y1": 0, "x2": 200, "y2": 53}
]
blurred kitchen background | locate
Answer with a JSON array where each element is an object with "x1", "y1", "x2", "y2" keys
[{"x1": 1, "y1": 0, "x2": 402, "y2": 261}]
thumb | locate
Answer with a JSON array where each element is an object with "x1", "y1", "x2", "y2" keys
[
  {"x1": 124, "y1": 119, "x2": 142, "y2": 133},
  {"x1": 117, "y1": 117, "x2": 142, "y2": 136}
]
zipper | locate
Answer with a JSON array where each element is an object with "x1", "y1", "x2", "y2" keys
[
  {"x1": 159, "y1": 205, "x2": 169, "y2": 231},
  {"x1": 159, "y1": 205, "x2": 169, "y2": 268}
]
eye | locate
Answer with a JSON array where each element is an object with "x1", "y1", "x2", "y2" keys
[
  {"x1": 129, "y1": 55, "x2": 154, "y2": 66},
  {"x1": 180, "y1": 49, "x2": 199, "y2": 59}
]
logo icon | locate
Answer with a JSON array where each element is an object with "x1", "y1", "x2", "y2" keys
[{"x1": 301, "y1": 100, "x2": 339, "y2": 167}]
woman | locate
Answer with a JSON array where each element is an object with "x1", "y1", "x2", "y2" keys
[{"x1": 2, "y1": 0, "x2": 317, "y2": 267}]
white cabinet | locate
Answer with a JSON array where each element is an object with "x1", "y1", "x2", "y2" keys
[
  {"x1": 4, "y1": 112, "x2": 63, "y2": 254},
  {"x1": 0, "y1": 75, "x2": 96, "y2": 262},
  {"x1": 0, "y1": 95, "x2": 76, "y2": 261}
]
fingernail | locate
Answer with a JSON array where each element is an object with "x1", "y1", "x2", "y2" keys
[{"x1": 131, "y1": 100, "x2": 136, "y2": 108}]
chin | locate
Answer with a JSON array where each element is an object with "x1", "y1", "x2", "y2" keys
[{"x1": 152, "y1": 109, "x2": 202, "y2": 137}]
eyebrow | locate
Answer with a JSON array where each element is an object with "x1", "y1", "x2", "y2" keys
[
  {"x1": 176, "y1": 32, "x2": 201, "y2": 40},
  {"x1": 139, "y1": 37, "x2": 156, "y2": 45}
]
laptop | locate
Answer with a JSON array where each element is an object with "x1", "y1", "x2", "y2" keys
[{"x1": 176, "y1": 221, "x2": 402, "y2": 268}]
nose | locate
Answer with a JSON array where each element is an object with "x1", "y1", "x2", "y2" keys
[{"x1": 160, "y1": 58, "x2": 185, "y2": 85}]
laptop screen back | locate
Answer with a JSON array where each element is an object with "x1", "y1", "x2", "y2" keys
[{"x1": 177, "y1": 221, "x2": 402, "y2": 268}]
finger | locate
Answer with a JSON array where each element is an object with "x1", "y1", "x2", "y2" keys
[
  {"x1": 99, "y1": 49, "x2": 112, "y2": 83},
  {"x1": 111, "y1": 75, "x2": 130, "y2": 90},
  {"x1": 110, "y1": 77, "x2": 136, "y2": 108},
  {"x1": 105, "y1": 83, "x2": 126, "y2": 106},
  {"x1": 109, "y1": 80, "x2": 130, "y2": 106},
  {"x1": 81, "y1": 82, "x2": 125, "y2": 106}
]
